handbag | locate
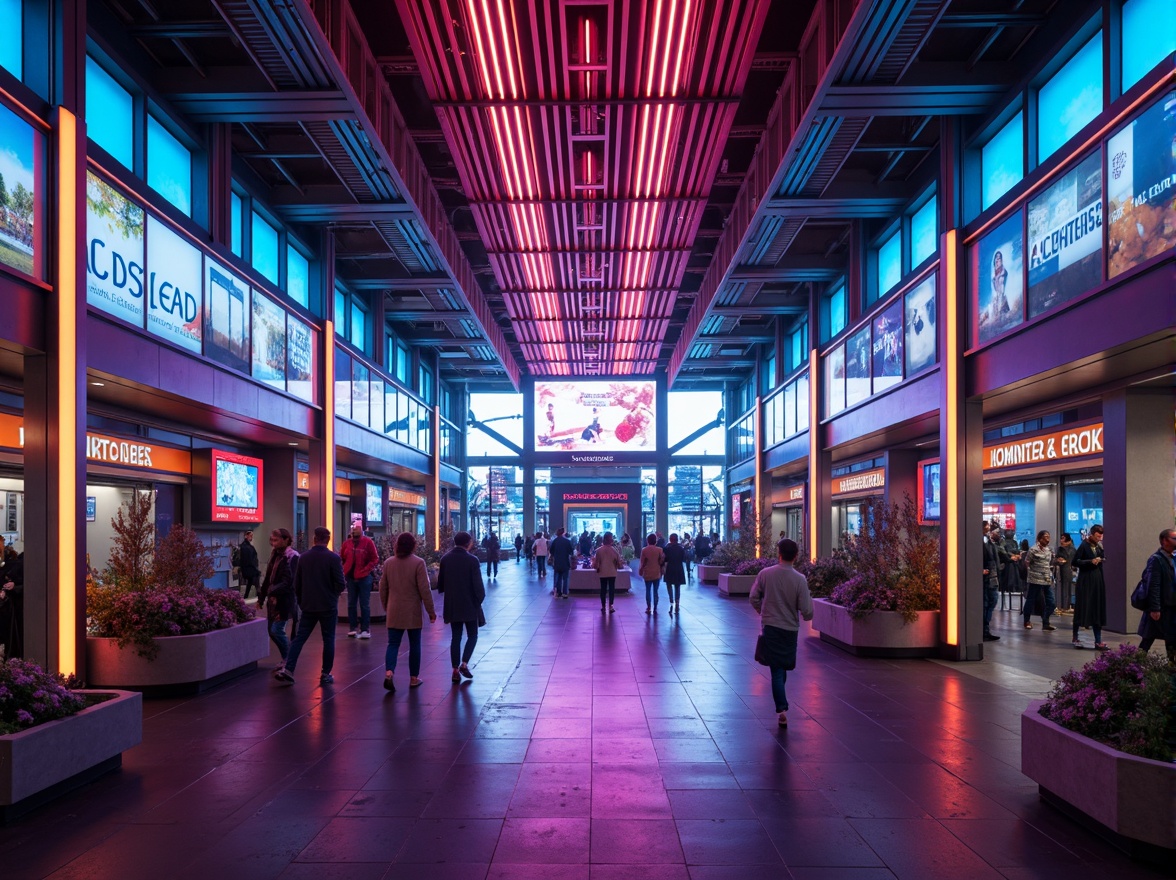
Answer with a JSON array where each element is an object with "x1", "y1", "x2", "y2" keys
[
  {"x1": 477, "y1": 607, "x2": 487, "y2": 627},
  {"x1": 754, "y1": 634, "x2": 769, "y2": 666}
]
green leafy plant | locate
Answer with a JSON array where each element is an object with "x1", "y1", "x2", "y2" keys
[{"x1": 1040, "y1": 645, "x2": 1174, "y2": 761}]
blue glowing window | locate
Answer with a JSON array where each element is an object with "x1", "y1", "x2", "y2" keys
[
  {"x1": 147, "y1": 116, "x2": 191, "y2": 216},
  {"x1": 910, "y1": 195, "x2": 937, "y2": 266},
  {"x1": 349, "y1": 300, "x2": 366, "y2": 351},
  {"x1": 86, "y1": 58, "x2": 134, "y2": 168},
  {"x1": 251, "y1": 211, "x2": 279, "y2": 284},
  {"x1": 982, "y1": 112, "x2": 1023, "y2": 209},
  {"x1": 827, "y1": 285, "x2": 846, "y2": 340},
  {"x1": 334, "y1": 286, "x2": 347, "y2": 337},
  {"x1": 230, "y1": 192, "x2": 243, "y2": 256},
  {"x1": 1122, "y1": 0, "x2": 1176, "y2": 90},
  {"x1": 0, "y1": 0, "x2": 21, "y2": 78},
  {"x1": 287, "y1": 245, "x2": 309, "y2": 307},
  {"x1": 1037, "y1": 33, "x2": 1103, "y2": 164},
  {"x1": 877, "y1": 230, "x2": 901, "y2": 296}
]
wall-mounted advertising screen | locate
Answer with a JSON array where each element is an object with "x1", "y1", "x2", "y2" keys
[
  {"x1": 975, "y1": 211, "x2": 1025, "y2": 344},
  {"x1": 918, "y1": 459, "x2": 940, "y2": 524},
  {"x1": 86, "y1": 172, "x2": 144, "y2": 326},
  {"x1": 1027, "y1": 151, "x2": 1102, "y2": 318},
  {"x1": 252, "y1": 293, "x2": 286, "y2": 391},
  {"x1": 365, "y1": 482, "x2": 385, "y2": 526},
  {"x1": 205, "y1": 260, "x2": 250, "y2": 372},
  {"x1": 904, "y1": 275, "x2": 936, "y2": 375},
  {"x1": 146, "y1": 216, "x2": 202, "y2": 353},
  {"x1": 871, "y1": 301, "x2": 903, "y2": 394},
  {"x1": 206, "y1": 449, "x2": 263, "y2": 523},
  {"x1": 0, "y1": 103, "x2": 40, "y2": 278},
  {"x1": 1107, "y1": 90, "x2": 1176, "y2": 278},
  {"x1": 534, "y1": 381, "x2": 656, "y2": 462}
]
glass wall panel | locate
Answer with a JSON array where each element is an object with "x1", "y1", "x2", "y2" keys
[
  {"x1": 334, "y1": 348, "x2": 351, "y2": 419},
  {"x1": 667, "y1": 390, "x2": 723, "y2": 455},
  {"x1": 910, "y1": 195, "x2": 937, "y2": 265},
  {"x1": 146, "y1": 116, "x2": 191, "y2": 216},
  {"x1": 287, "y1": 245, "x2": 309, "y2": 308},
  {"x1": 0, "y1": 0, "x2": 21, "y2": 77},
  {"x1": 86, "y1": 58, "x2": 134, "y2": 168},
  {"x1": 351, "y1": 360, "x2": 369, "y2": 426},
  {"x1": 1037, "y1": 33, "x2": 1103, "y2": 163},
  {"x1": 251, "y1": 211, "x2": 279, "y2": 284},
  {"x1": 982, "y1": 112, "x2": 1023, "y2": 209},
  {"x1": 795, "y1": 375, "x2": 809, "y2": 432},
  {"x1": 286, "y1": 317, "x2": 316, "y2": 403},
  {"x1": 350, "y1": 303, "x2": 366, "y2": 351},
  {"x1": 0, "y1": 104, "x2": 40, "y2": 278},
  {"x1": 369, "y1": 378, "x2": 384, "y2": 432},
  {"x1": 230, "y1": 192, "x2": 243, "y2": 256},
  {"x1": 876, "y1": 230, "x2": 901, "y2": 297},
  {"x1": 1122, "y1": 0, "x2": 1176, "y2": 90},
  {"x1": 204, "y1": 260, "x2": 250, "y2": 372},
  {"x1": 251, "y1": 293, "x2": 287, "y2": 391}
]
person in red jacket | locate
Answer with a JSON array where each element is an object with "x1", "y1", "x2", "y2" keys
[{"x1": 340, "y1": 523, "x2": 379, "y2": 638}]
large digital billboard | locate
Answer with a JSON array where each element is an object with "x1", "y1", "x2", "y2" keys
[
  {"x1": 534, "y1": 381, "x2": 656, "y2": 462},
  {"x1": 1027, "y1": 151, "x2": 1102, "y2": 318}
]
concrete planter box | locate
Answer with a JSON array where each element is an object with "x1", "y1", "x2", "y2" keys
[
  {"x1": 718, "y1": 573, "x2": 757, "y2": 597},
  {"x1": 86, "y1": 617, "x2": 269, "y2": 692},
  {"x1": 811, "y1": 597, "x2": 940, "y2": 657},
  {"x1": 337, "y1": 589, "x2": 386, "y2": 623},
  {"x1": 697, "y1": 564, "x2": 727, "y2": 584},
  {"x1": 0, "y1": 689, "x2": 142, "y2": 819},
  {"x1": 1021, "y1": 701, "x2": 1175, "y2": 860}
]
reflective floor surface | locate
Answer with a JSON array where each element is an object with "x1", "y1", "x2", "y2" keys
[{"x1": 0, "y1": 560, "x2": 1165, "y2": 879}]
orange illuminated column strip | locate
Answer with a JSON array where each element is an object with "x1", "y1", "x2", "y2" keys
[
  {"x1": 56, "y1": 109, "x2": 79, "y2": 675},
  {"x1": 942, "y1": 230, "x2": 959, "y2": 645},
  {"x1": 323, "y1": 322, "x2": 337, "y2": 550},
  {"x1": 808, "y1": 347, "x2": 819, "y2": 562}
]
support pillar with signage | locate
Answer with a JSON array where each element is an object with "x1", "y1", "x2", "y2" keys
[
  {"x1": 262, "y1": 448, "x2": 299, "y2": 548},
  {"x1": 1102, "y1": 390, "x2": 1172, "y2": 633}
]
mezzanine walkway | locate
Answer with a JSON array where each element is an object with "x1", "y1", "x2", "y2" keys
[{"x1": 0, "y1": 559, "x2": 1161, "y2": 879}]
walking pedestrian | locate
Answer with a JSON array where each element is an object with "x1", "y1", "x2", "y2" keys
[
  {"x1": 238, "y1": 530, "x2": 261, "y2": 599},
  {"x1": 1023, "y1": 530, "x2": 1056, "y2": 631},
  {"x1": 1137, "y1": 528, "x2": 1176, "y2": 663},
  {"x1": 549, "y1": 527, "x2": 575, "y2": 597},
  {"x1": 593, "y1": 532, "x2": 623, "y2": 613},
  {"x1": 275, "y1": 527, "x2": 345, "y2": 685},
  {"x1": 483, "y1": 531, "x2": 501, "y2": 579},
  {"x1": 514, "y1": 533, "x2": 524, "y2": 563},
  {"x1": 639, "y1": 533, "x2": 665, "y2": 615},
  {"x1": 1072, "y1": 524, "x2": 1108, "y2": 650},
  {"x1": 379, "y1": 531, "x2": 436, "y2": 691},
  {"x1": 982, "y1": 521, "x2": 1000, "y2": 641},
  {"x1": 749, "y1": 538, "x2": 814, "y2": 728},
  {"x1": 341, "y1": 523, "x2": 379, "y2": 639},
  {"x1": 663, "y1": 533, "x2": 686, "y2": 615},
  {"x1": 534, "y1": 531, "x2": 549, "y2": 578},
  {"x1": 258, "y1": 528, "x2": 299, "y2": 669},
  {"x1": 439, "y1": 531, "x2": 485, "y2": 683}
]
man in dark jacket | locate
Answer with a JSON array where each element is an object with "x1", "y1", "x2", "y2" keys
[
  {"x1": 1138, "y1": 528, "x2": 1176, "y2": 663},
  {"x1": 276, "y1": 527, "x2": 346, "y2": 685},
  {"x1": 238, "y1": 530, "x2": 261, "y2": 599},
  {"x1": 549, "y1": 527, "x2": 575, "y2": 598},
  {"x1": 694, "y1": 532, "x2": 711, "y2": 563},
  {"x1": 982, "y1": 521, "x2": 1001, "y2": 641},
  {"x1": 483, "y1": 531, "x2": 501, "y2": 579},
  {"x1": 439, "y1": 531, "x2": 485, "y2": 682}
]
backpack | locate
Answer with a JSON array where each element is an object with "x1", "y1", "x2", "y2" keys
[
  {"x1": 1129, "y1": 555, "x2": 1156, "y2": 611},
  {"x1": 230, "y1": 543, "x2": 242, "y2": 568}
]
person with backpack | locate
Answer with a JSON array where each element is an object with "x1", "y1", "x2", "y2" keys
[
  {"x1": 1137, "y1": 529, "x2": 1176, "y2": 662},
  {"x1": 237, "y1": 530, "x2": 261, "y2": 599}
]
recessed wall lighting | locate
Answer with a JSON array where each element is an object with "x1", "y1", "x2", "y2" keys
[
  {"x1": 287, "y1": 441, "x2": 299, "y2": 446},
  {"x1": 91, "y1": 381, "x2": 105, "y2": 387}
]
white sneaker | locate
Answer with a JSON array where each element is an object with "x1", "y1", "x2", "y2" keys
[
  {"x1": 358, "y1": 631, "x2": 371, "y2": 640},
  {"x1": 347, "y1": 631, "x2": 358, "y2": 638}
]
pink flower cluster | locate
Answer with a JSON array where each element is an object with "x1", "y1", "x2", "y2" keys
[
  {"x1": 0, "y1": 658, "x2": 86, "y2": 734},
  {"x1": 88, "y1": 584, "x2": 256, "y2": 659}
]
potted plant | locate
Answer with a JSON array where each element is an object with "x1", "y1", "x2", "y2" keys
[
  {"x1": 1022, "y1": 645, "x2": 1174, "y2": 861},
  {"x1": 699, "y1": 539, "x2": 751, "y2": 584},
  {"x1": 0, "y1": 658, "x2": 142, "y2": 819},
  {"x1": 85, "y1": 493, "x2": 267, "y2": 692},
  {"x1": 808, "y1": 495, "x2": 941, "y2": 656},
  {"x1": 718, "y1": 557, "x2": 774, "y2": 597}
]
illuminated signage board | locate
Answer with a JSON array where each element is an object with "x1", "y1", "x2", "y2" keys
[
  {"x1": 0, "y1": 414, "x2": 190, "y2": 473},
  {"x1": 983, "y1": 423, "x2": 1103, "y2": 470},
  {"x1": 831, "y1": 468, "x2": 886, "y2": 496}
]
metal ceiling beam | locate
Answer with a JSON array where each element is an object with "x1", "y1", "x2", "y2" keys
[
  {"x1": 276, "y1": 202, "x2": 418, "y2": 222},
  {"x1": 729, "y1": 256, "x2": 844, "y2": 281},
  {"x1": 486, "y1": 247, "x2": 693, "y2": 258},
  {"x1": 434, "y1": 96, "x2": 741, "y2": 109},
  {"x1": 692, "y1": 334, "x2": 774, "y2": 345},
  {"x1": 127, "y1": 20, "x2": 233, "y2": 39},
  {"x1": 938, "y1": 13, "x2": 1047, "y2": 27},
  {"x1": 468, "y1": 196, "x2": 709, "y2": 208},
  {"x1": 396, "y1": 335, "x2": 484, "y2": 344},
  {"x1": 818, "y1": 83, "x2": 1006, "y2": 116},
  {"x1": 494, "y1": 288, "x2": 681, "y2": 297},
  {"x1": 763, "y1": 197, "x2": 906, "y2": 219},
  {"x1": 708, "y1": 304, "x2": 807, "y2": 317},
  {"x1": 170, "y1": 91, "x2": 353, "y2": 122},
  {"x1": 384, "y1": 311, "x2": 471, "y2": 321}
]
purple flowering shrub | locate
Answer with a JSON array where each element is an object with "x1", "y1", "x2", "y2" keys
[
  {"x1": 88, "y1": 584, "x2": 254, "y2": 659},
  {"x1": 733, "y1": 558, "x2": 775, "y2": 577},
  {"x1": 796, "y1": 552, "x2": 855, "y2": 598},
  {"x1": 0, "y1": 658, "x2": 87, "y2": 735},
  {"x1": 1039, "y1": 645, "x2": 1173, "y2": 761}
]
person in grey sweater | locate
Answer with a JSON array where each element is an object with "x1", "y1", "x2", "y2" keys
[{"x1": 749, "y1": 538, "x2": 814, "y2": 728}]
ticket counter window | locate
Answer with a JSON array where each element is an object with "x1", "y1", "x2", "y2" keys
[
  {"x1": 1063, "y1": 479, "x2": 1103, "y2": 541},
  {"x1": 832, "y1": 500, "x2": 869, "y2": 547},
  {"x1": 0, "y1": 479, "x2": 24, "y2": 553},
  {"x1": 982, "y1": 487, "x2": 1039, "y2": 548}
]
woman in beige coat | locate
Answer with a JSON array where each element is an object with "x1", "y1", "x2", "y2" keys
[
  {"x1": 378, "y1": 532, "x2": 436, "y2": 691},
  {"x1": 638, "y1": 534, "x2": 665, "y2": 615},
  {"x1": 592, "y1": 532, "x2": 624, "y2": 613}
]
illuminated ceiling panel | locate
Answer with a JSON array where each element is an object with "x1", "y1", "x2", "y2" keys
[{"x1": 395, "y1": 0, "x2": 771, "y2": 375}]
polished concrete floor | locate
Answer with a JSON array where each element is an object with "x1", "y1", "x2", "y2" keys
[{"x1": 0, "y1": 560, "x2": 1166, "y2": 879}]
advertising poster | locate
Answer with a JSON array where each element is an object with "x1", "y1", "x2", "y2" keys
[
  {"x1": 365, "y1": 483, "x2": 384, "y2": 525},
  {"x1": 783, "y1": 383, "x2": 796, "y2": 438},
  {"x1": 205, "y1": 259, "x2": 250, "y2": 372},
  {"x1": 211, "y1": 450, "x2": 263, "y2": 522},
  {"x1": 904, "y1": 275, "x2": 936, "y2": 375},
  {"x1": 975, "y1": 212, "x2": 1024, "y2": 343},
  {"x1": 334, "y1": 349, "x2": 351, "y2": 419},
  {"x1": 351, "y1": 359, "x2": 370, "y2": 426},
  {"x1": 146, "y1": 216, "x2": 202, "y2": 353},
  {"x1": 1027, "y1": 151, "x2": 1103, "y2": 317},
  {"x1": 1107, "y1": 91, "x2": 1176, "y2": 278},
  {"x1": 286, "y1": 316, "x2": 315, "y2": 403},
  {"x1": 251, "y1": 293, "x2": 286, "y2": 390},
  {"x1": 369, "y1": 379, "x2": 384, "y2": 433},
  {"x1": 871, "y1": 300, "x2": 903, "y2": 393},
  {"x1": 845, "y1": 326, "x2": 871, "y2": 407},
  {"x1": 920, "y1": 461, "x2": 940, "y2": 522},
  {"x1": 534, "y1": 381, "x2": 656, "y2": 455},
  {"x1": 826, "y1": 345, "x2": 845, "y2": 417},
  {"x1": 0, "y1": 104, "x2": 38, "y2": 277},
  {"x1": 795, "y1": 375, "x2": 809, "y2": 433},
  {"x1": 86, "y1": 172, "x2": 144, "y2": 326}
]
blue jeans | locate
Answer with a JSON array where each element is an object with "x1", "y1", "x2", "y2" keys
[
  {"x1": 983, "y1": 582, "x2": 998, "y2": 633},
  {"x1": 770, "y1": 665, "x2": 789, "y2": 713},
  {"x1": 386, "y1": 627, "x2": 423, "y2": 677},
  {"x1": 599, "y1": 577, "x2": 616, "y2": 608},
  {"x1": 537, "y1": 556, "x2": 547, "y2": 577},
  {"x1": 666, "y1": 582, "x2": 681, "y2": 605},
  {"x1": 553, "y1": 568, "x2": 569, "y2": 596},
  {"x1": 450, "y1": 620, "x2": 477, "y2": 667},
  {"x1": 284, "y1": 610, "x2": 338, "y2": 676},
  {"x1": 268, "y1": 618, "x2": 290, "y2": 660},
  {"x1": 347, "y1": 575, "x2": 372, "y2": 632},
  {"x1": 1024, "y1": 581, "x2": 1053, "y2": 625},
  {"x1": 644, "y1": 579, "x2": 660, "y2": 608}
]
